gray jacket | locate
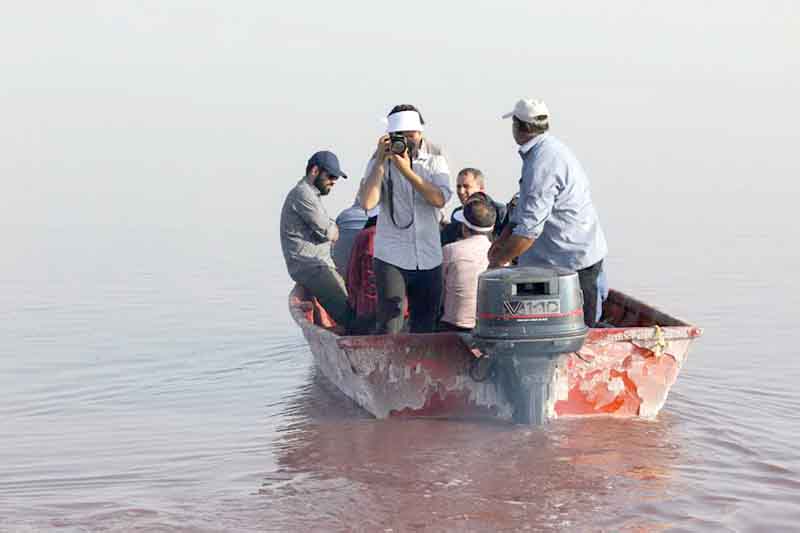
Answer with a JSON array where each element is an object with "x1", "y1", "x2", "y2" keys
[{"x1": 280, "y1": 179, "x2": 337, "y2": 279}]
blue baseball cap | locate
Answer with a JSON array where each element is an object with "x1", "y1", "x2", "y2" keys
[{"x1": 307, "y1": 150, "x2": 348, "y2": 179}]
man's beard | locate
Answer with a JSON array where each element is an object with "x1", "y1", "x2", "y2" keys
[{"x1": 313, "y1": 175, "x2": 331, "y2": 195}]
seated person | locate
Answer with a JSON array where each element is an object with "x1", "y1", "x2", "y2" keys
[
  {"x1": 333, "y1": 196, "x2": 369, "y2": 281},
  {"x1": 439, "y1": 195, "x2": 497, "y2": 331},
  {"x1": 346, "y1": 207, "x2": 379, "y2": 327},
  {"x1": 280, "y1": 151, "x2": 354, "y2": 330},
  {"x1": 441, "y1": 168, "x2": 507, "y2": 246}
]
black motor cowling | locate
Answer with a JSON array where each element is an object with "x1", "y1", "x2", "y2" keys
[{"x1": 473, "y1": 266, "x2": 589, "y2": 424}]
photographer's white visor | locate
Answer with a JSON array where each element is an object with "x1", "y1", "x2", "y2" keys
[{"x1": 386, "y1": 111, "x2": 424, "y2": 133}]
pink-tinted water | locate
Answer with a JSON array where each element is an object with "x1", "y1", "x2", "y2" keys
[{"x1": 2, "y1": 225, "x2": 799, "y2": 532}]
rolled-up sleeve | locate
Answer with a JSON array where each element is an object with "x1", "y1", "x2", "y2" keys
[
  {"x1": 512, "y1": 159, "x2": 559, "y2": 240},
  {"x1": 428, "y1": 154, "x2": 453, "y2": 205},
  {"x1": 293, "y1": 192, "x2": 334, "y2": 243}
]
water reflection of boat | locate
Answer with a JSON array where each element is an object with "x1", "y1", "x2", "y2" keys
[
  {"x1": 260, "y1": 368, "x2": 685, "y2": 531},
  {"x1": 288, "y1": 285, "x2": 702, "y2": 422}
]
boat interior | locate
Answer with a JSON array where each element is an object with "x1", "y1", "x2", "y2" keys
[{"x1": 290, "y1": 286, "x2": 691, "y2": 334}]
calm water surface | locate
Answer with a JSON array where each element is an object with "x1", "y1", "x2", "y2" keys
[{"x1": 1, "y1": 223, "x2": 799, "y2": 532}]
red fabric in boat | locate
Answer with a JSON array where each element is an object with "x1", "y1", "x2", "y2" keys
[
  {"x1": 345, "y1": 225, "x2": 409, "y2": 322},
  {"x1": 346, "y1": 225, "x2": 377, "y2": 319}
]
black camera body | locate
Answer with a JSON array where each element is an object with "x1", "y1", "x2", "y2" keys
[{"x1": 389, "y1": 133, "x2": 408, "y2": 155}]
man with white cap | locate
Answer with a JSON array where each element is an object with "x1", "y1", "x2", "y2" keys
[
  {"x1": 440, "y1": 193, "x2": 497, "y2": 331},
  {"x1": 488, "y1": 98, "x2": 609, "y2": 327},
  {"x1": 359, "y1": 104, "x2": 452, "y2": 333}
]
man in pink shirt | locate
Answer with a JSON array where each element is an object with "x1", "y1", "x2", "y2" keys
[{"x1": 439, "y1": 194, "x2": 497, "y2": 331}]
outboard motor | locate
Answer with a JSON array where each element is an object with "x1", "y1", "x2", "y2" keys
[{"x1": 473, "y1": 266, "x2": 588, "y2": 425}]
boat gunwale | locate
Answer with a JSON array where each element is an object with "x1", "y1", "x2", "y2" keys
[{"x1": 288, "y1": 285, "x2": 703, "y2": 345}]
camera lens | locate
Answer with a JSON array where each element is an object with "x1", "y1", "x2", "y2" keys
[{"x1": 389, "y1": 133, "x2": 407, "y2": 155}]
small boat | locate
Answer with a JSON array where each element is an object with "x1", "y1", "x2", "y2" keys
[{"x1": 288, "y1": 283, "x2": 702, "y2": 424}]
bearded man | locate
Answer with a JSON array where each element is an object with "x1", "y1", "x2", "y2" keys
[{"x1": 280, "y1": 150, "x2": 356, "y2": 329}]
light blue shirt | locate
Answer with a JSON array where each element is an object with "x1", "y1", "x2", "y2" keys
[
  {"x1": 511, "y1": 133, "x2": 607, "y2": 271},
  {"x1": 332, "y1": 204, "x2": 369, "y2": 278}
]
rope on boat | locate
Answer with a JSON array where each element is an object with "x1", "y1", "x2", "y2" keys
[{"x1": 653, "y1": 325, "x2": 667, "y2": 357}]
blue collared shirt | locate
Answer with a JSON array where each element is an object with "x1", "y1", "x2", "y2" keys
[
  {"x1": 511, "y1": 133, "x2": 608, "y2": 271},
  {"x1": 332, "y1": 203, "x2": 369, "y2": 278}
]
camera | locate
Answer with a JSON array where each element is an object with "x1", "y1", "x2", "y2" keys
[{"x1": 389, "y1": 133, "x2": 408, "y2": 155}]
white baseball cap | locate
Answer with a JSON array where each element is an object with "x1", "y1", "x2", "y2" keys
[{"x1": 502, "y1": 98, "x2": 550, "y2": 126}]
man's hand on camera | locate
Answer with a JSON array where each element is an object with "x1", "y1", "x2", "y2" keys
[
  {"x1": 390, "y1": 150, "x2": 413, "y2": 177},
  {"x1": 374, "y1": 135, "x2": 390, "y2": 163}
]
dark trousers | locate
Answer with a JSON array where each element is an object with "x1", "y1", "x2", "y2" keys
[
  {"x1": 577, "y1": 260, "x2": 608, "y2": 327},
  {"x1": 293, "y1": 265, "x2": 352, "y2": 329},
  {"x1": 374, "y1": 258, "x2": 442, "y2": 334}
]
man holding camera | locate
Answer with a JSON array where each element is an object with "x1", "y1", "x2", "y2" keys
[
  {"x1": 488, "y1": 98, "x2": 609, "y2": 326},
  {"x1": 359, "y1": 104, "x2": 452, "y2": 334}
]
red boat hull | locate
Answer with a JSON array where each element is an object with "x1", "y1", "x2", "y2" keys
[{"x1": 288, "y1": 286, "x2": 702, "y2": 422}]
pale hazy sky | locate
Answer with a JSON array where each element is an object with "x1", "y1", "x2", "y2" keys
[{"x1": 1, "y1": 1, "x2": 798, "y2": 236}]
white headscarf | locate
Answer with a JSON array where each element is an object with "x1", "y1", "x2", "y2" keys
[{"x1": 386, "y1": 110, "x2": 424, "y2": 133}]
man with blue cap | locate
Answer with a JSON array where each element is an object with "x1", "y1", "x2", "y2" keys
[{"x1": 280, "y1": 150, "x2": 357, "y2": 330}]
